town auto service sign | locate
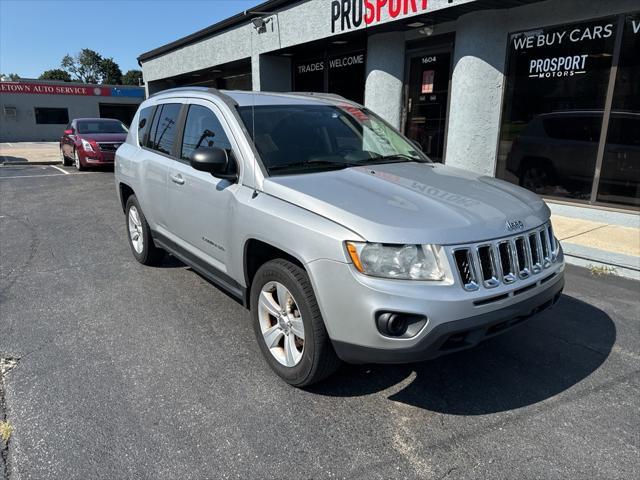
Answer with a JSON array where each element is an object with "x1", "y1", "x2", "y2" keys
[
  {"x1": 331, "y1": 0, "x2": 429, "y2": 33},
  {"x1": 0, "y1": 82, "x2": 111, "y2": 96}
]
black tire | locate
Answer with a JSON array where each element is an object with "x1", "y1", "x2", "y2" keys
[
  {"x1": 124, "y1": 195, "x2": 163, "y2": 266},
  {"x1": 60, "y1": 148, "x2": 71, "y2": 166},
  {"x1": 251, "y1": 259, "x2": 341, "y2": 387}
]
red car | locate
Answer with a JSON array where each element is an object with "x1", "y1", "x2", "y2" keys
[{"x1": 60, "y1": 118, "x2": 128, "y2": 170}]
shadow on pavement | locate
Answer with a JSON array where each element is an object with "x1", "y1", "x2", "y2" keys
[{"x1": 310, "y1": 295, "x2": 615, "y2": 414}]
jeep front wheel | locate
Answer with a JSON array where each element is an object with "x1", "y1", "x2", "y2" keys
[{"x1": 251, "y1": 259, "x2": 340, "y2": 387}]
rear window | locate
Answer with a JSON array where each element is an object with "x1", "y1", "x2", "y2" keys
[
  {"x1": 77, "y1": 119, "x2": 128, "y2": 134},
  {"x1": 147, "y1": 103, "x2": 181, "y2": 155},
  {"x1": 137, "y1": 106, "x2": 155, "y2": 146}
]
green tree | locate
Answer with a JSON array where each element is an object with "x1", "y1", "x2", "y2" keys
[
  {"x1": 0, "y1": 73, "x2": 20, "y2": 81},
  {"x1": 100, "y1": 57, "x2": 123, "y2": 85},
  {"x1": 61, "y1": 49, "x2": 103, "y2": 84},
  {"x1": 121, "y1": 69, "x2": 143, "y2": 86},
  {"x1": 39, "y1": 69, "x2": 72, "y2": 82}
]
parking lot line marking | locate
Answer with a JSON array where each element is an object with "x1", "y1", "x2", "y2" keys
[{"x1": 50, "y1": 165, "x2": 70, "y2": 175}]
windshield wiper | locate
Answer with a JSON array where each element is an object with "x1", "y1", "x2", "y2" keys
[
  {"x1": 370, "y1": 154, "x2": 429, "y2": 164},
  {"x1": 269, "y1": 159, "x2": 361, "y2": 172}
]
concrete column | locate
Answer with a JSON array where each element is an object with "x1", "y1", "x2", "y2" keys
[
  {"x1": 365, "y1": 32, "x2": 406, "y2": 129},
  {"x1": 444, "y1": 9, "x2": 508, "y2": 175},
  {"x1": 251, "y1": 55, "x2": 261, "y2": 91}
]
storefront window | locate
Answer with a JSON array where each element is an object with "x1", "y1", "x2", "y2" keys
[
  {"x1": 293, "y1": 57, "x2": 325, "y2": 93},
  {"x1": 327, "y1": 52, "x2": 365, "y2": 103},
  {"x1": 496, "y1": 17, "x2": 617, "y2": 202},
  {"x1": 597, "y1": 14, "x2": 640, "y2": 207},
  {"x1": 292, "y1": 50, "x2": 365, "y2": 104}
]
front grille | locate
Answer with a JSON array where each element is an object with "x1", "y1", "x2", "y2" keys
[
  {"x1": 451, "y1": 222, "x2": 559, "y2": 291},
  {"x1": 98, "y1": 142, "x2": 121, "y2": 152}
]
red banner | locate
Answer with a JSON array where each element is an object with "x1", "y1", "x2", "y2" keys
[{"x1": 0, "y1": 82, "x2": 111, "y2": 96}]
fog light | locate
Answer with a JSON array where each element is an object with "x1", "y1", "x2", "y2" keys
[{"x1": 376, "y1": 312, "x2": 427, "y2": 338}]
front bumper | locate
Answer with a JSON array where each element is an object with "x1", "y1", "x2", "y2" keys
[
  {"x1": 79, "y1": 149, "x2": 115, "y2": 164},
  {"x1": 306, "y1": 250, "x2": 565, "y2": 365},
  {"x1": 332, "y1": 275, "x2": 563, "y2": 364}
]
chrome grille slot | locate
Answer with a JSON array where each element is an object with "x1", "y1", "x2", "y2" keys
[
  {"x1": 514, "y1": 237, "x2": 531, "y2": 278},
  {"x1": 454, "y1": 249, "x2": 479, "y2": 291},
  {"x1": 547, "y1": 224, "x2": 557, "y2": 260},
  {"x1": 498, "y1": 241, "x2": 517, "y2": 284},
  {"x1": 477, "y1": 245, "x2": 499, "y2": 288},
  {"x1": 540, "y1": 228, "x2": 550, "y2": 265},
  {"x1": 528, "y1": 232, "x2": 542, "y2": 273}
]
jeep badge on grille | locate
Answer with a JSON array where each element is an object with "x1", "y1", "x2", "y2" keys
[{"x1": 506, "y1": 220, "x2": 525, "y2": 232}]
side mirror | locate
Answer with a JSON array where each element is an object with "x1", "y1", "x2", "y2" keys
[
  {"x1": 190, "y1": 146, "x2": 237, "y2": 181},
  {"x1": 64, "y1": 129, "x2": 74, "y2": 135}
]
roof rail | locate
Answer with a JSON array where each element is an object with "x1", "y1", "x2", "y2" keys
[
  {"x1": 148, "y1": 86, "x2": 239, "y2": 107},
  {"x1": 149, "y1": 86, "x2": 211, "y2": 97}
]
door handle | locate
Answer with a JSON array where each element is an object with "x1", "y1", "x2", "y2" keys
[{"x1": 170, "y1": 174, "x2": 185, "y2": 185}]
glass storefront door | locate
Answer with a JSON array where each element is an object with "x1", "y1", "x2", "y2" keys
[{"x1": 404, "y1": 51, "x2": 451, "y2": 162}]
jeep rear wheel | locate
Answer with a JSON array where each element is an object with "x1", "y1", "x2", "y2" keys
[
  {"x1": 251, "y1": 259, "x2": 340, "y2": 387},
  {"x1": 125, "y1": 195, "x2": 163, "y2": 266}
]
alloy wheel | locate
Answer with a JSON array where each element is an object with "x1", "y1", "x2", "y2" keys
[
  {"x1": 128, "y1": 206, "x2": 144, "y2": 254},
  {"x1": 258, "y1": 281, "x2": 305, "y2": 367}
]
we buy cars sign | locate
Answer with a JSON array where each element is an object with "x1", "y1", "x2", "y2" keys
[{"x1": 0, "y1": 82, "x2": 111, "y2": 96}]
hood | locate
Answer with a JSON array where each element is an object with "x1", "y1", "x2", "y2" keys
[
  {"x1": 79, "y1": 133, "x2": 127, "y2": 142},
  {"x1": 263, "y1": 162, "x2": 550, "y2": 245}
]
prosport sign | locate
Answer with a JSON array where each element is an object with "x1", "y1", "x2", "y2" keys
[{"x1": 331, "y1": 0, "x2": 429, "y2": 33}]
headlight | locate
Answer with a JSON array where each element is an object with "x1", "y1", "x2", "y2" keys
[
  {"x1": 81, "y1": 139, "x2": 94, "y2": 152},
  {"x1": 346, "y1": 242, "x2": 445, "y2": 280}
]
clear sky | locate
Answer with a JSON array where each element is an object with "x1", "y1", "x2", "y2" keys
[{"x1": 0, "y1": 0, "x2": 262, "y2": 78}]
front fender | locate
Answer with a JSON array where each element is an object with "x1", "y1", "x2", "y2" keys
[{"x1": 228, "y1": 187, "x2": 365, "y2": 286}]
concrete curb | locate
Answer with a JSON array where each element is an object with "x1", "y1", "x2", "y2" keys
[
  {"x1": 562, "y1": 242, "x2": 640, "y2": 281},
  {"x1": 0, "y1": 161, "x2": 62, "y2": 166}
]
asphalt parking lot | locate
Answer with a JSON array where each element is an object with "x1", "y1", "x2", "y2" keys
[{"x1": 0, "y1": 165, "x2": 639, "y2": 480}]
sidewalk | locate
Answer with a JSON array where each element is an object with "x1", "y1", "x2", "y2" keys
[
  {"x1": 0, "y1": 142, "x2": 61, "y2": 165},
  {"x1": 550, "y1": 209, "x2": 640, "y2": 280}
]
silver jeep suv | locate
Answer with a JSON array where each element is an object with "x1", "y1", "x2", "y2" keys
[{"x1": 115, "y1": 88, "x2": 565, "y2": 386}]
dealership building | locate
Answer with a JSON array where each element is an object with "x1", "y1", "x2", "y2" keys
[
  {"x1": 0, "y1": 80, "x2": 144, "y2": 142},
  {"x1": 138, "y1": 0, "x2": 639, "y2": 212}
]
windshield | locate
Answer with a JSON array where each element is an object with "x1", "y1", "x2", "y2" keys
[
  {"x1": 237, "y1": 104, "x2": 429, "y2": 175},
  {"x1": 77, "y1": 120, "x2": 128, "y2": 134}
]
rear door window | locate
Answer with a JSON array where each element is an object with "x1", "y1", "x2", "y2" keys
[{"x1": 147, "y1": 103, "x2": 181, "y2": 155}]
